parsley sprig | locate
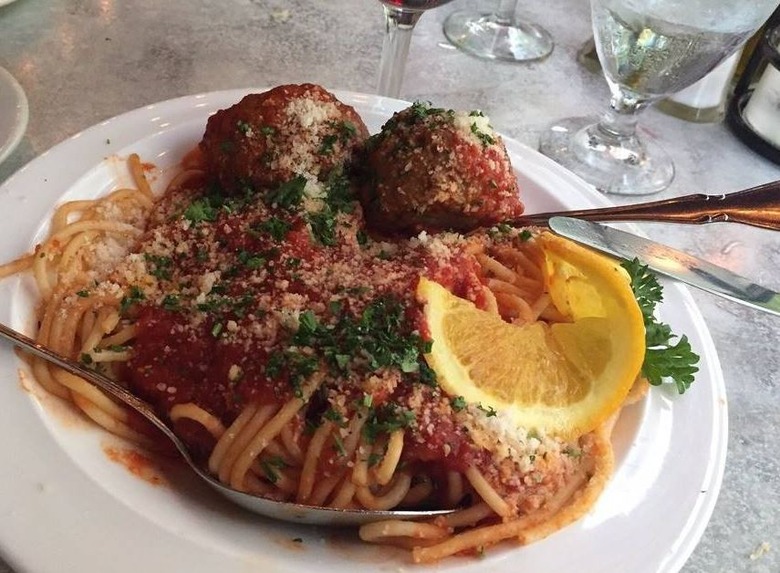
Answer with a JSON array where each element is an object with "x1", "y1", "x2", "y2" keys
[{"x1": 621, "y1": 259, "x2": 699, "y2": 393}]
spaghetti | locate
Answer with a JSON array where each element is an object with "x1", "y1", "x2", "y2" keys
[{"x1": 0, "y1": 86, "x2": 640, "y2": 563}]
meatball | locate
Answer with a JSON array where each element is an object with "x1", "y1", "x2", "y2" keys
[
  {"x1": 200, "y1": 84, "x2": 369, "y2": 194},
  {"x1": 358, "y1": 102, "x2": 524, "y2": 235}
]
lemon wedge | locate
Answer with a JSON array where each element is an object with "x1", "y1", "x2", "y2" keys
[{"x1": 417, "y1": 232, "x2": 645, "y2": 438}]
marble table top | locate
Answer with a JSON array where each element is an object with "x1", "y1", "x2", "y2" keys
[{"x1": 0, "y1": 0, "x2": 778, "y2": 571}]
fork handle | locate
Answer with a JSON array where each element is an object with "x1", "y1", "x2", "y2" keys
[{"x1": 511, "y1": 180, "x2": 780, "y2": 230}]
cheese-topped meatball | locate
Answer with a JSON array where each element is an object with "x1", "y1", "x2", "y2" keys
[
  {"x1": 358, "y1": 102, "x2": 524, "y2": 234},
  {"x1": 200, "y1": 84, "x2": 369, "y2": 194}
]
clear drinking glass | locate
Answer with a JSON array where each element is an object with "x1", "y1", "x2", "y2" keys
[
  {"x1": 443, "y1": 0, "x2": 553, "y2": 62},
  {"x1": 539, "y1": 0, "x2": 779, "y2": 195},
  {"x1": 376, "y1": 0, "x2": 457, "y2": 98}
]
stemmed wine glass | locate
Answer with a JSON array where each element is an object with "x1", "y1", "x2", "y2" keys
[
  {"x1": 376, "y1": 0, "x2": 456, "y2": 98},
  {"x1": 443, "y1": 0, "x2": 553, "y2": 62},
  {"x1": 538, "y1": 0, "x2": 779, "y2": 195}
]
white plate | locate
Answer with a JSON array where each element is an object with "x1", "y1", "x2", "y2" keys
[
  {"x1": 0, "y1": 66, "x2": 28, "y2": 165},
  {"x1": 0, "y1": 89, "x2": 726, "y2": 573}
]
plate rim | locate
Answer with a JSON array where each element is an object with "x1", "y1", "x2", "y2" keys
[{"x1": 0, "y1": 66, "x2": 29, "y2": 165}]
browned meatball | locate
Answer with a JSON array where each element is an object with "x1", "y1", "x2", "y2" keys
[
  {"x1": 200, "y1": 84, "x2": 369, "y2": 194},
  {"x1": 358, "y1": 102, "x2": 524, "y2": 235}
]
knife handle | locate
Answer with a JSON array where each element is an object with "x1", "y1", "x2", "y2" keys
[{"x1": 513, "y1": 179, "x2": 780, "y2": 231}]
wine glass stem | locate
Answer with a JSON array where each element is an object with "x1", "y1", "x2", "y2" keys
[
  {"x1": 377, "y1": 7, "x2": 423, "y2": 98},
  {"x1": 596, "y1": 89, "x2": 651, "y2": 141},
  {"x1": 495, "y1": 0, "x2": 519, "y2": 25}
]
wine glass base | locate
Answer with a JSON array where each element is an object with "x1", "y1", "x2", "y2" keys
[
  {"x1": 443, "y1": 10, "x2": 553, "y2": 63},
  {"x1": 538, "y1": 116, "x2": 675, "y2": 195}
]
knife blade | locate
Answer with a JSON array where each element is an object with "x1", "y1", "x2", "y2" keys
[{"x1": 548, "y1": 216, "x2": 780, "y2": 317}]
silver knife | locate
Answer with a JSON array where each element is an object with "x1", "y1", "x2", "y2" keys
[{"x1": 548, "y1": 216, "x2": 780, "y2": 317}]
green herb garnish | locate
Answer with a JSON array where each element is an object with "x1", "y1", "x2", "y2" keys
[
  {"x1": 332, "y1": 434, "x2": 347, "y2": 456},
  {"x1": 318, "y1": 134, "x2": 339, "y2": 155},
  {"x1": 267, "y1": 176, "x2": 307, "y2": 209},
  {"x1": 183, "y1": 197, "x2": 219, "y2": 224},
  {"x1": 477, "y1": 403, "x2": 497, "y2": 417},
  {"x1": 253, "y1": 217, "x2": 292, "y2": 241},
  {"x1": 363, "y1": 403, "x2": 416, "y2": 443},
  {"x1": 161, "y1": 294, "x2": 181, "y2": 311},
  {"x1": 291, "y1": 296, "x2": 434, "y2": 384},
  {"x1": 236, "y1": 120, "x2": 252, "y2": 135},
  {"x1": 470, "y1": 122, "x2": 495, "y2": 147},
  {"x1": 259, "y1": 456, "x2": 286, "y2": 483},
  {"x1": 144, "y1": 254, "x2": 173, "y2": 281},
  {"x1": 622, "y1": 258, "x2": 699, "y2": 393},
  {"x1": 237, "y1": 250, "x2": 265, "y2": 270},
  {"x1": 119, "y1": 285, "x2": 146, "y2": 314}
]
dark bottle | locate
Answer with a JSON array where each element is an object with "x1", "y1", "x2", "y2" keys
[{"x1": 726, "y1": 6, "x2": 780, "y2": 164}]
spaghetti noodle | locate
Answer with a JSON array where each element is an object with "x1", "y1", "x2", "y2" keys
[{"x1": 0, "y1": 86, "x2": 641, "y2": 563}]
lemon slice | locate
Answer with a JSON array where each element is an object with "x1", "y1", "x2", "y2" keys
[{"x1": 417, "y1": 232, "x2": 645, "y2": 438}]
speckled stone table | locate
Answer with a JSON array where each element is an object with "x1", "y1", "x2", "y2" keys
[{"x1": 0, "y1": 1, "x2": 778, "y2": 572}]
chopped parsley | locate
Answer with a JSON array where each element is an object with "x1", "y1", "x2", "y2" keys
[
  {"x1": 319, "y1": 121, "x2": 358, "y2": 155},
  {"x1": 161, "y1": 294, "x2": 181, "y2": 311},
  {"x1": 307, "y1": 211, "x2": 338, "y2": 246},
  {"x1": 323, "y1": 407, "x2": 345, "y2": 425},
  {"x1": 450, "y1": 395, "x2": 467, "y2": 412},
  {"x1": 264, "y1": 349, "x2": 318, "y2": 398},
  {"x1": 318, "y1": 134, "x2": 339, "y2": 155},
  {"x1": 259, "y1": 456, "x2": 286, "y2": 483},
  {"x1": 363, "y1": 403, "x2": 416, "y2": 443},
  {"x1": 144, "y1": 254, "x2": 173, "y2": 281},
  {"x1": 237, "y1": 250, "x2": 266, "y2": 270},
  {"x1": 183, "y1": 197, "x2": 219, "y2": 224},
  {"x1": 76, "y1": 289, "x2": 90, "y2": 298},
  {"x1": 306, "y1": 171, "x2": 356, "y2": 246},
  {"x1": 477, "y1": 403, "x2": 497, "y2": 417},
  {"x1": 488, "y1": 222, "x2": 514, "y2": 238},
  {"x1": 105, "y1": 344, "x2": 128, "y2": 352},
  {"x1": 357, "y1": 393, "x2": 373, "y2": 409},
  {"x1": 323, "y1": 170, "x2": 355, "y2": 213},
  {"x1": 266, "y1": 175, "x2": 307, "y2": 209},
  {"x1": 470, "y1": 122, "x2": 495, "y2": 147},
  {"x1": 236, "y1": 120, "x2": 252, "y2": 136},
  {"x1": 621, "y1": 258, "x2": 699, "y2": 393},
  {"x1": 253, "y1": 217, "x2": 292, "y2": 241},
  {"x1": 119, "y1": 285, "x2": 146, "y2": 314},
  {"x1": 408, "y1": 100, "x2": 450, "y2": 120},
  {"x1": 332, "y1": 433, "x2": 347, "y2": 456},
  {"x1": 291, "y1": 297, "x2": 435, "y2": 384}
]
